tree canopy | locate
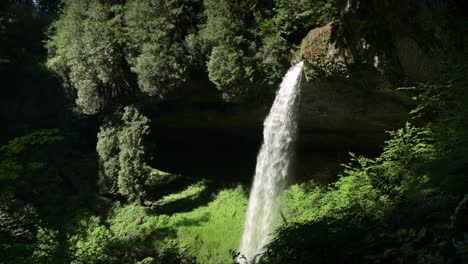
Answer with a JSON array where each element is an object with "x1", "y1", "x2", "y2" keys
[{"x1": 46, "y1": 0, "x2": 337, "y2": 112}]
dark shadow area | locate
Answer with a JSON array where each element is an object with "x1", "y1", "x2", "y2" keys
[
  {"x1": 260, "y1": 218, "x2": 371, "y2": 264},
  {"x1": 149, "y1": 126, "x2": 261, "y2": 183},
  {"x1": 148, "y1": 124, "x2": 380, "y2": 191}
]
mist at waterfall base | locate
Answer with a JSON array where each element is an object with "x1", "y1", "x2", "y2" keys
[{"x1": 238, "y1": 61, "x2": 304, "y2": 263}]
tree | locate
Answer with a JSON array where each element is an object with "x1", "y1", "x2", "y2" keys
[
  {"x1": 97, "y1": 106, "x2": 172, "y2": 203},
  {"x1": 200, "y1": 0, "x2": 258, "y2": 101},
  {"x1": 47, "y1": 0, "x2": 203, "y2": 114},
  {"x1": 47, "y1": 0, "x2": 134, "y2": 114},
  {"x1": 125, "y1": 0, "x2": 202, "y2": 97},
  {"x1": 207, "y1": 43, "x2": 255, "y2": 100},
  {"x1": 117, "y1": 106, "x2": 150, "y2": 202}
]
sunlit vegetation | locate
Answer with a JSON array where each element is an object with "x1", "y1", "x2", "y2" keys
[
  {"x1": 263, "y1": 74, "x2": 468, "y2": 263},
  {"x1": 1, "y1": 0, "x2": 468, "y2": 263},
  {"x1": 108, "y1": 186, "x2": 247, "y2": 264}
]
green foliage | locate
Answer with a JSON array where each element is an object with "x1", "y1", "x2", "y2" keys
[
  {"x1": 262, "y1": 73, "x2": 467, "y2": 262},
  {"x1": 98, "y1": 106, "x2": 145, "y2": 202},
  {"x1": 47, "y1": 0, "x2": 131, "y2": 114},
  {"x1": 255, "y1": 0, "x2": 337, "y2": 83},
  {"x1": 97, "y1": 106, "x2": 173, "y2": 202},
  {"x1": 3, "y1": 1, "x2": 466, "y2": 263},
  {"x1": 108, "y1": 186, "x2": 247, "y2": 264},
  {"x1": 0, "y1": 129, "x2": 66, "y2": 263},
  {"x1": 47, "y1": 0, "x2": 338, "y2": 105},
  {"x1": 283, "y1": 161, "x2": 389, "y2": 224},
  {"x1": 409, "y1": 67, "x2": 468, "y2": 194},
  {"x1": 259, "y1": 218, "x2": 367, "y2": 264},
  {"x1": 0, "y1": 0, "x2": 63, "y2": 142},
  {"x1": 53, "y1": 209, "x2": 198, "y2": 264},
  {"x1": 281, "y1": 123, "x2": 435, "y2": 226},
  {"x1": 47, "y1": 0, "x2": 204, "y2": 113},
  {"x1": 96, "y1": 121, "x2": 121, "y2": 194},
  {"x1": 117, "y1": 106, "x2": 151, "y2": 202},
  {"x1": 0, "y1": 128, "x2": 63, "y2": 155},
  {"x1": 258, "y1": 0, "x2": 336, "y2": 42},
  {"x1": 200, "y1": 0, "x2": 337, "y2": 100},
  {"x1": 124, "y1": 0, "x2": 201, "y2": 97},
  {"x1": 200, "y1": 0, "x2": 258, "y2": 101},
  {"x1": 0, "y1": 193, "x2": 38, "y2": 259},
  {"x1": 32, "y1": 227, "x2": 61, "y2": 262},
  {"x1": 207, "y1": 43, "x2": 255, "y2": 100},
  {"x1": 0, "y1": 129, "x2": 63, "y2": 182},
  {"x1": 260, "y1": 215, "x2": 456, "y2": 264},
  {"x1": 68, "y1": 215, "x2": 120, "y2": 264},
  {"x1": 255, "y1": 34, "x2": 290, "y2": 82},
  {"x1": 176, "y1": 187, "x2": 246, "y2": 263},
  {"x1": 367, "y1": 123, "x2": 436, "y2": 199},
  {"x1": 199, "y1": 0, "x2": 256, "y2": 50},
  {"x1": 0, "y1": 198, "x2": 36, "y2": 241},
  {"x1": 261, "y1": 123, "x2": 449, "y2": 263},
  {"x1": 0, "y1": 1, "x2": 50, "y2": 66}
]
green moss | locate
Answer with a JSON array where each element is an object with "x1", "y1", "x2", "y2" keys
[{"x1": 304, "y1": 59, "x2": 350, "y2": 80}]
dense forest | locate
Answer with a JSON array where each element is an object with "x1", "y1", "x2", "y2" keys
[{"x1": 1, "y1": 0, "x2": 468, "y2": 263}]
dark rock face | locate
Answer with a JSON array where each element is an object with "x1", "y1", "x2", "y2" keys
[
  {"x1": 295, "y1": 0, "x2": 464, "y2": 148},
  {"x1": 299, "y1": 77, "x2": 412, "y2": 149},
  {"x1": 298, "y1": 19, "x2": 410, "y2": 148}
]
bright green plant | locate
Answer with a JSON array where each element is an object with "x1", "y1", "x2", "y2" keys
[
  {"x1": 368, "y1": 123, "x2": 436, "y2": 199},
  {"x1": 283, "y1": 161, "x2": 389, "y2": 224},
  {"x1": 283, "y1": 122, "x2": 436, "y2": 225},
  {"x1": 107, "y1": 186, "x2": 247, "y2": 264},
  {"x1": 68, "y1": 215, "x2": 120, "y2": 264}
]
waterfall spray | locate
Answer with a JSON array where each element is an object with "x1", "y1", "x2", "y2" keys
[{"x1": 239, "y1": 61, "x2": 304, "y2": 263}]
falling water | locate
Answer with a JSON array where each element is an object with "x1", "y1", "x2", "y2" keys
[{"x1": 239, "y1": 61, "x2": 304, "y2": 263}]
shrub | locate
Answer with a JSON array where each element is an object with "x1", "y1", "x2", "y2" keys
[{"x1": 97, "y1": 106, "x2": 172, "y2": 203}]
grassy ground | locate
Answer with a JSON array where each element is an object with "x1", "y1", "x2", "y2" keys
[{"x1": 107, "y1": 183, "x2": 247, "y2": 264}]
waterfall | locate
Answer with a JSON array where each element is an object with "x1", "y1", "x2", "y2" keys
[{"x1": 239, "y1": 61, "x2": 304, "y2": 263}]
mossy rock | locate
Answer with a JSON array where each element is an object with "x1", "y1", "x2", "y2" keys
[{"x1": 300, "y1": 21, "x2": 353, "y2": 79}]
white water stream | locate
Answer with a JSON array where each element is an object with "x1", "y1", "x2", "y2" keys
[{"x1": 239, "y1": 61, "x2": 304, "y2": 263}]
